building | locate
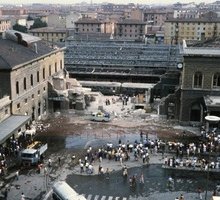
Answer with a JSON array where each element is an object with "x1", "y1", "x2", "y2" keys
[
  {"x1": 47, "y1": 14, "x2": 66, "y2": 29},
  {"x1": 159, "y1": 40, "x2": 220, "y2": 125},
  {"x1": 143, "y1": 10, "x2": 170, "y2": 26},
  {"x1": 0, "y1": 8, "x2": 27, "y2": 16},
  {"x1": 0, "y1": 30, "x2": 66, "y2": 144},
  {"x1": 0, "y1": 17, "x2": 11, "y2": 35},
  {"x1": 114, "y1": 19, "x2": 146, "y2": 41},
  {"x1": 164, "y1": 14, "x2": 220, "y2": 44},
  {"x1": 28, "y1": 27, "x2": 67, "y2": 43},
  {"x1": 74, "y1": 17, "x2": 102, "y2": 34}
]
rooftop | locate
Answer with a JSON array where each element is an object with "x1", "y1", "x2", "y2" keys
[
  {"x1": 182, "y1": 39, "x2": 220, "y2": 56},
  {"x1": 117, "y1": 19, "x2": 146, "y2": 25},
  {"x1": 28, "y1": 27, "x2": 67, "y2": 33},
  {"x1": 75, "y1": 17, "x2": 102, "y2": 24},
  {"x1": 0, "y1": 30, "x2": 65, "y2": 70}
]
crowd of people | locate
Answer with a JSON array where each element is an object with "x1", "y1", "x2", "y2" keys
[{"x1": 163, "y1": 126, "x2": 220, "y2": 172}]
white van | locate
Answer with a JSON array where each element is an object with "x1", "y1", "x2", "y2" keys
[{"x1": 52, "y1": 181, "x2": 86, "y2": 200}]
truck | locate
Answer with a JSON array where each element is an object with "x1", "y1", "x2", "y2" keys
[{"x1": 20, "y1": 141, "x2": 48, "y2": 166}]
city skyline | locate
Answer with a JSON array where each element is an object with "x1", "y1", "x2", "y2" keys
[{"x1": 0, "y1": 0, "x2": 216, "y2": 5}]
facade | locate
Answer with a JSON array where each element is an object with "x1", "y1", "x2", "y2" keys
[
  {"x1": 66, "y1": 12, "x2": 81, "y2": 30},
  {"x1": 143, "y1": 10, "x2": 171, "y2": 26},
  {"x1": 47, "y1": 14, "x2": 66, "y2": 29},
  {"x1": 28, "y1": 27, "x2": 67, "y2": 42},
  {"x1": 0, "y1": 17, "x2": 11, "y2": 35},
  {"x1": 0, "y1": 30, "x2": 65, "y2": 122},
  {"x1": 159, "y1": 40, "x2": 220, "y2": 125},
  {"x1": 114, "y1": 19, "x2": 146, "y2": 40},
  {"x1": 0, "y1": 96, "x2": 11, "y2": 123},
  {"x1": 74, "y1": 17, "x2": 102, "y2": 34},
  {"x1": 0, "y1": 8, "x2": 27, "y2": 16},
  {"x1": 179, "y1": 45, "x2": 220, "y2": 124},
  {"x1": 164, "y1": 16, "x2": 220, "y2": 45}
]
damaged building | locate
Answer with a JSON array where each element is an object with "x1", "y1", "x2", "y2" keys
[{"x1": 159, "y1": 39, "x2": 220, "y2": 126}]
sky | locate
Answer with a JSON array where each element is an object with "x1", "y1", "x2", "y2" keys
[{"x1": 1, "y1": 0, "x2": 216, "y2": 5}]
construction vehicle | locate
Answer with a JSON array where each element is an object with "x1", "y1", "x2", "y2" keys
[{"x1": 20, "y1": 141, "x2": 48, "y2": 166}]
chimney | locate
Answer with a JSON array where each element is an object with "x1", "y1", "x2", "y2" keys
[{"x1": 34, "y1": 43, "x2": 38, "y2": 54}]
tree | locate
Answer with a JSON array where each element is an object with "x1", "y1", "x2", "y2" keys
[
  {"x1": 30, "y1": 18, "x2": 47, "y2": 29},
  {"x1": 13, "y1": 23, "x2": 27, "y2": 33}
]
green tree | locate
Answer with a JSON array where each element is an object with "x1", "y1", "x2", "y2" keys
[
  {"x1": 30, "y1": 18, "x2": 47, "y2": 29},
  {"x1": 13, "y1": 23, "x2": 27, "y2": 33}
]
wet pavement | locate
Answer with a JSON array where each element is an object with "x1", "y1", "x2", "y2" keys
[{"x1": 1, "y1": 94, "x2": 217, "y2": 200}]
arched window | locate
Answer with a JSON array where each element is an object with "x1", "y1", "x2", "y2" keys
[
  {"x1": 193, "y1": 72, "x2": 203, "y2": 88},
  {"x1": 43, "y1": 68, "x2": 45, "y2": 79},
  {"x1": 37, "y1": 71, "x2": 39, "y2": 82},
  {"x1": 55, "y1": 62, "x2": 57, "y2": 73},
  {"x1": 30, "y1": 74, "x2": 33, "y2": 86},
  {"x1": 16, "y1": 81, "x2": 19, "y2": 94},
  {"x1": 23, "y1": 78, "x2": 26, "y2": 90},
  {"x1": 49, "y1": 65, "x2": 51, "y2": 76},
  {"x1": 213, "y1": 73, "x2": 220, "y2": 88}
]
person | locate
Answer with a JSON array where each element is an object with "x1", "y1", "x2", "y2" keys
[
  {"x1": 4, "y1": 188, "x2": 8, "y2": 199},
  {"x1": 179, "y1": 193, "x2": 184, "y2": 200},
  {"x1": 175, "y1": 197, "x2": 179, "y2": 200},
  {"x1": 198, "y1": 187, "x2": 202, "y2": 199},
  {"x1": 131, "y1": 175, "x2": 136, "y2": 187},
  {"x1": 48, "y1": 158, "x2": 51, "y2": 167},
  {"x1": 21, "y1": 192, "x2": 25, "y2": 200},
  {"x1": 44, "y1": 167, "x2": 48, "y2": 176},
  {"x1": 139, "y1": 173, "x2": 144, "y2": 184},
  {"x1": 58, "y1": 157, "x2": 61, "y2": 166},
  {"x1": 16, "y1": 170, "x2": 19, "y2": 180},
  {"x1": 105, "y1": 168, "x2": 110, "y2": 179},
  {"x1": 168, "y1": 176, "x2": 174, "y2": 189}
]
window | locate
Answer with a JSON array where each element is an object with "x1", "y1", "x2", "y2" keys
[
  {"x1": 23, "y1": 78, "x2": 26, "y2": 90},
  {"x1": 43, "y1": 68, "x2": 45, "y2": 79},
  {"x1": 38, "y1": 90, "x2": 40, "y2": 95},
  {"x1": 5, "y1": 109, "x2": 8, "y2": 115},
  {"x1": 60, "y1": 60, "x2": 62, "y2": 69},
  {"x1": 32, "y1": 94, "x2": 34, "y2": 99},
  {"x1": 16, "y1": 81, "x2": 19, "y2": 94},
  {"x1": 17, "y1": 103, "x2": 20, "y2": 109},
  {"x1": 30, "y1": 74, "x2": 33, "y2": 86},
  {"x1": 49, "y1": 65, "x2": 51, "y2": 76},
  {"x1": 37, "y1": 71, "x2": 39, "y2": 82},
  {"x1": 213, "y1": 73, "x2": 220, "y2": 88},
  {"x1": 24, "y1": 98, "x2": 28, "y2": 104},
  {"x1": 193, "y1": 72, "x2": 203, "y2": 88},
  {"x1": 55, "y1": 62, "x2": 57, "y2": 72}
]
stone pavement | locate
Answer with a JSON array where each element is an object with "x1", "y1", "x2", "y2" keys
[{"x1": 2, "y1": 151, "x2": 214, "y2": 200}]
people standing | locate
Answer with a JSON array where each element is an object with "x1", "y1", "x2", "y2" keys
[
  {"x1": 4, "y1": 188, "x2": 8, "y2": 199},
  {"x1": 198, "y1": 187, "x2": 203, "y2": 199},
  {"x1": 21, "y1": 192, "x2": 25, "y2": 200},
  {"x1": 48, "y1": 158, "x2": 51, "y2": 167},
  {"x1": 16, "y1": 170, "x2": 19, "y2": 180},
  {"x1": 58, "y1": 157, "x2": 61, "y2": 166},
  {"x1": 139, "y1": 173, "x2": 144, "y2": 184},
  {"x1": 179, "y1": 193, "x2": 184, "y2": 200}
]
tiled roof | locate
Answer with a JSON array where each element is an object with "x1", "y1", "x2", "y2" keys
[
  {"x1": 117, "y1": 19, "x2": 146, "y2": 25},
  {"x1": 0, "y1": 36, "x2": 64, "y2": 70},
  {"x1": 28, "y1": 27, "x2": 67, "y2": 33},
  {"x1": 75, "y1": 18, "x2": 102, "y2": 24},
  {"x1": 166, "y1": 17, "x2": 220, "y2": 23}
]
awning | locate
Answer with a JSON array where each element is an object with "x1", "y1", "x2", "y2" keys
[
  {"x1": 205, "y1": 115, "x2": 220, "y2": 122},
  {"x1": 0, "y1": 115, "x2": 31, "y2": 144}
]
